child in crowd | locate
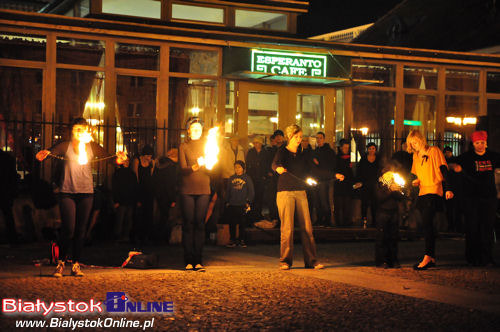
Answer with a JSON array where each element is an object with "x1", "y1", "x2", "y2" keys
[{"x1": 225, "y1": 161, "x2": 254, "y2": 248}]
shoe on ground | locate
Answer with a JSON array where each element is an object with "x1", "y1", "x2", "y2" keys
[
  {"x1": 239, "y1": 240, "x2": 247, "y2": 248},
  {"x1": 53, "y1": 260, "x2": 65, "y2": 278},
  {"x1": 71, "y1": 262, "x2": 84, "y2": 277},
  {"x1": 185, "y1": 264, "x2": 194, "y2": 271},
  {"x1": 313, "y1": 263, "x2": 324, "y2": 270},
  {"x1": 280, "y1": 263, "x2": 290, "y2": 270},
  {"x1": 226, "y1": 241, "x2": 236, "y2": 248},
  {"x1": 195, "y1": 264, "x2": 206, "y2": 272}
]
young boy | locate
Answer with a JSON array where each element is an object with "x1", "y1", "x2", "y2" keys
[{"x1": 225, "y1": 161, "x2": 254, "y2": 247}]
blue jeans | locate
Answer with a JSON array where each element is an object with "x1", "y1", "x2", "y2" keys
[{"x1": 180, "y1": 194, "x2": 210, "y2": 265}]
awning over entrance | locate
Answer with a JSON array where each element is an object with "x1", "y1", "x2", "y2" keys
[
  {"x1": 223, "y1": 47, "x2": 383, "y2": 86},
  {"x1": 224, "y1": 70, "x2": 382, "y2": 86}
]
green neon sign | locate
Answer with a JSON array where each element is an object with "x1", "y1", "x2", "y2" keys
[
  {"x1": 390, "y1": 119, "x2": 422, "y2": 126},
  {"x1": 251, "y1": 49, "x2": 327, "y2": 77}
]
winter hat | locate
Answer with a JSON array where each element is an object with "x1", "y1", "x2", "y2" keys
[
  {"x1": 471, "y1": 131, "x2": 487, "y2": 143},
  {"x1": 234, "y1": 160, "x2": 246, "y2": 170}
]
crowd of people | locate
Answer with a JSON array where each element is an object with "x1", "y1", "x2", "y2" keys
[{"x1": 0, "y1": 116, "x2": 498, "y2": 275}]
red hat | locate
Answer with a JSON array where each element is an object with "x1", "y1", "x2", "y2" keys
[{"x1": 471, "y1": 131, "x2": 487, "y2": 143}]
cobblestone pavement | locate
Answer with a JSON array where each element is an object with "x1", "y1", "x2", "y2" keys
[{"x1": 0, "y1": 239, "x2": 499, "y2": 331}]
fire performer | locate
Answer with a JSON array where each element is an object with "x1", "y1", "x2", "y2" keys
[
  {"x1": 407, "y1": 130, "x2": 453, "y2": 270},
  {"x1": 179, "y1": 117, "x2": 219, "y2": 272},
  {"x1": 36, "y1": 118, "x2": 127, "y2": 277},
  {"x1": 272, "y1": 124, "x2": 330, "y2": 270},
  {"x1": 451, "y1": 131, "x2": 499, "y2": 266}
]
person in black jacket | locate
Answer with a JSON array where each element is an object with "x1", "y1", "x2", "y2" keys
[
  {"x1": 246, "y1": 136, "x2": 267, "y2": 222},
  {"x1": 452, "y1": 131, "x2": 499, "y2": 266},
  {"x1": 334, "y1": 139, "x2": 354, "y2": 226},
  {"x1": 112, "y1": 158, "x2": 138, "y2": 242},
  {"x1": 272, "y1": 124, "x2": 330, "y2": 270},
  {"x1": 312, "y1": 132, "x2": 337, "y2": 227},
  {"x1": 355, "y1": 143, "x2": 381, "y2": 228},
  {"x1": 153, "y1": 149, "x2": 179, "y2": 243},
  {"x1": 0, "y1": 149, "x2": 19, "y2": 244}
]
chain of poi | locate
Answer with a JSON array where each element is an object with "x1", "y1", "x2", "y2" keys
[{"x1": 47, "y1": 153, "x2": 119, "y2": 163}]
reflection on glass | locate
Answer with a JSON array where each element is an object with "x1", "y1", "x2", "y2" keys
[
  {"x1": 444, "y1": 95, "x2": 480, "y2": 147},
  {"x1": 168, "y1": 78, "x2": 218, "y2": 146},
  {"x1": 446, "y1": 69, "x2": 479, "y2": 92},
  {"x1": 248, "y1": 91, "x2": 278, "y2": 136},
  {"x1": 102, "y1": 0, "x2": 160, "y2": 19},
  {"x1": 172, "y1": 4, "x2": 224, "y2": 23},
  {"x1": 404, "y1": 66, "x2": 437, "y2": 90},
  {"x1": 225, "y1": 81, "x2": 235, "y2": 134},
  {"x1": 487, "y1": 72, "x2": 500, "y2": 93},
  {"x1": 170, "y1": 48, "x2": 218, "y2": 75},
  {"x1": 404, "y1": 94, "x2": 436, "y2": 141},
  {"x1": 352, "y1": 63, "x2": 395, "y2": 87},
  {"x1": 336, "y1": 89, "x2": 344, "y2": 143},
  {"x1": 352, "y1": 90, "x2": 395, "y2": 158},
  {"x1": 0, "y1": 33, "x2": 46, "y2": 61},
  {"x1": 115, "y1": 43, "x2": 159, "y2": 70},
  {"x1": 57, "y1": 37, "x2": 105, "y2": 67},
  {"x1": 116, "y1": 75, "x2": 157, "y2": 155},
  {"x1": 296, "y1": 94, "x2": 324, "y2": 137},
  {"x1": 235, "y1": 9, "x2": 287, "y2": 31}
]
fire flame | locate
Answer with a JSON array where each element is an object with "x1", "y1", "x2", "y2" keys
[
  {"x1": 306, "y1": 177, "x2": 318, "y2": 186},
  {"x1": 77, "y1": 131, "x2": 92, "y2": 165},
  {"x1": 380, "y1": 171, "x2": 406, "y2": 191},
  {"x1": 203, "y1": 127, "x2": 219, "y2": 170},
  {"x1": 393, "y1": 173, "x2": 406, "y2": 187}
]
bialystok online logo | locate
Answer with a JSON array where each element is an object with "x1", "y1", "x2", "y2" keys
[{"x1": 2, "y1": 292, "x2": 174, "y2": 316}]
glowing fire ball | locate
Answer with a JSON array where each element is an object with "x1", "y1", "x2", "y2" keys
[
  {"x1": 204, "y1": 127, "x2": 219, "y2": 170},
  {"x1": 379, "y1": 171, "x2": 406, "y2": 191},
  {"x1": 77, "y1": 131, "x2": 93, "y2": 165},
  {"x1": 306, "y1": 177, "x2": 318, "y2": 186}
]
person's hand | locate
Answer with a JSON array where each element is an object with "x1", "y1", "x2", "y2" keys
[
  {"x1": 445, "y1": 191, "x2": 454, "y2": 200},
  {"x1": 36, "y1": 150, "x2": 51, "y2": 161},
  {"x1": 276, "y1": 167, "x2": 287, "y2": 174},
  {"x1": 192, "y1": 164, "x2": 200, "y2": 172},
  {"x1": 353, "y1": 182, "x2": 362, "y2": 189},
  {"x1": 335, "y1": 173, "x2": 345, "y2": 181},
  {"x1": 313, "y1": 158, "x2": 319, "y2": 165},
  {"x1": 389, "y1": 183, "x2": 400, "y2": 192},
  {"x1": 451, "y1": 164, "x2": 462, "y2": 173},
  {"x1": 412, "y1": 179, "x2": 421, "y2": 187},
  {"x1": 113, "y1": 203, "x2": 119, "y2": 209},
  {"x1": 171, "y1": 202, "x2": 176, "y2": 208}
]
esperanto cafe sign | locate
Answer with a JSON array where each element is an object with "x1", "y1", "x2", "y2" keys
[{"x1": 251, "y1": 50, "x2": 327, "y2": 77}]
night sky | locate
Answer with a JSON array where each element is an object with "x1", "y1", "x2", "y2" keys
[{"x1": 297, "y1": 0, "x2": 402, "y2": 37}]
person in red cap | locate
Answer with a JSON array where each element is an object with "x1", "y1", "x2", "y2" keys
[{"x1": 451, "y1": 130, "x2": 499, "y2": 266}]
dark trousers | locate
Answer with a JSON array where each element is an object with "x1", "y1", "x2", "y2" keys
[
  {"x1": 137, "y1": 197, "x2": 154, "y2": 243},
  {"x1": 277, "y1": 191, "x2": 317, "y2": 267},
  {"x1": 59, "y1": 193, "x2": 93, "y2": 262},
  {"x1": 226, "y1": 205, "x2": 247, "y2": 242},
  {"x1": 334, "y1": 194, "x2": 352, "y2": 226},
  {"x1": 114, "y1": 204, "x2": 134, "y2": 241},
  {"x1": 416, "y1": 194, "x2": 442, "y2": 258},
  {"x1": 0, "y1": 201, "x2": 17, "y2": 244},
  {"x1": 180, "y1": 194, "x2": 210, "y2": 266},
  {"x1": 156, "y1": 200, "x2": 172, "y2": 242},
  {"x1": 315, "y1": 182, "x2": 331, "y2": 226},
  {"x1": 445, "y1": 197, "x2": 464, "y2": 233},
  {"x1": 375, "y1": 209, "x2": 399, "y2": 266},
  {"x1": 268, "y1": 176, "x2": 279, "y2": 220},
  {"x1": 251, "y1": 179, "x2": 265, "y2": 222},
  {"x1": 361, "y1": 186, "x2": 377, "y2": 225},
  {"x1": 464, "y1": 197, "x2": 497, "y2": 265}
]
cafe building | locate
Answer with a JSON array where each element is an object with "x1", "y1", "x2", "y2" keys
[{"x1": 1, "y1": 0, "x2": 500, "y2": 179}]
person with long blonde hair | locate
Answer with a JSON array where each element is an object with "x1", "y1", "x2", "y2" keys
[{"x1": 407, "y1": 130, "x2": 453, "y2": 270}]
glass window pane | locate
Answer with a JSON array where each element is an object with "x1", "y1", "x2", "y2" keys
[
  {"x1": 487, "y1": 72, "x2": 500, "y2": 93},
  {"x1": 168, "y1": 78, "x2": 218, "y2": 147},
  {"x1": 102, "y1": 0, "x2": 160, "y2": 19},
  {"x1": 117, "y1": 75, "x2": 158, "y2": 155},
  {"x1": 172, "y1": 4, "x2": 224, "y2": 23},
  {"x1": 248, "y1": 91, "x2": 279, "y2": 137},
  {"x1": 404, "y1": 66, "x2": 438, "y2": 90},
  {"x1": 170, "y1": 48, "x2": 218, "y2": 75},
  {"x1": 235, "y1": 9, "x2": 287, "y2": 31},
  {"x1": 115, "y1": 43, "x2": 160, "y2": 70},
  {"x1": 444, "y1": 95, "x2": 480, "y2": 155},
  {"x1": 0, "y1": 33, "x2": 46, "y2": 61},
  {"x1": 335, "y1": 89, "x2": 344, "y2": 142},
  {"x1": 57, "y1": 37, "x2": 105, "y2": 67},
  {"x1": 296, "y1": 94, "x2": 324, "y2": 138},
  {"x1": 404, "y1": 94, "x2": 436, "y2": 141},
  {"x1": 446, "y1": 69, "x2": 479, "y2": 92},
  {"x1": 225, "y1": 81, "x2": 235, "y2": 134},
  {"x1": 352, "y1": 63, "x2": 395, "y2": 87},
  {"x1": 352, "y1": 90, "x2": 395, "y2": 159}
]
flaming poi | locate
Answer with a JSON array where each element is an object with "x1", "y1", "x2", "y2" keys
[
  {"x1": 77, "y1": 131, "x2": 93, "y2": 165},
  {"x1": 306, "y1": 177, "x2": 318, "y2": 186},
  {"x1": 201, "y1": 126, "x2": 220, "y2": 170},
  {"x1": 379, "y1": 171, "x2": 406, "y2": 193}
]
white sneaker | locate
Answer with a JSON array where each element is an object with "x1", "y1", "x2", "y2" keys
[
  {"x1": 194, "y1": 264, "x2": 206, "y2": 272},
  {"x1": 53, "y1": 260, "x2": 65, "y2": 278},
  {"x1": 185, "y1": 264, "x2": 194, "y2": 271},
  {"x1": 71, "y1": 262, "x2": 84, "y2": 277}
]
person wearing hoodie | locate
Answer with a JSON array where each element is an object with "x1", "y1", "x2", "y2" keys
[
  {"x1": 225, "y1": 161, "x2": 254, "y2": 248},
  {"x1": 153, "y1": 148, "x2": 179, "y2": 243}
]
